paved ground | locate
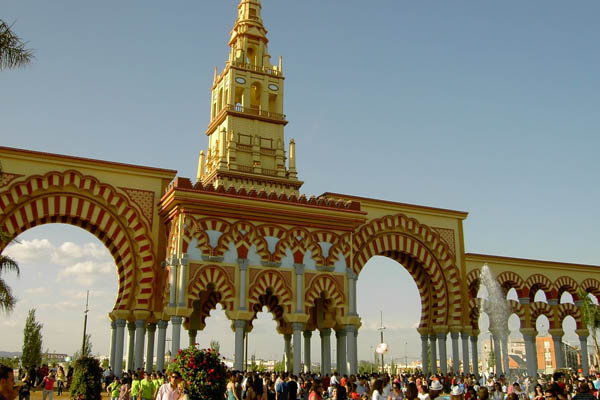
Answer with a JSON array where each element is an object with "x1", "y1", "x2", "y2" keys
[{"x1": 27, "y1": 389, "x2": 110, "y2": 400}]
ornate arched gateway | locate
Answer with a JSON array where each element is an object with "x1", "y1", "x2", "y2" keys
[{"x1": 2, "y1": 0, "x2": 600, "y2": 378}]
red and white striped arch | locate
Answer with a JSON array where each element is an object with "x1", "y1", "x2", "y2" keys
[{"x1": 0, "y1": 170, "x2": 156, "y2": 311}]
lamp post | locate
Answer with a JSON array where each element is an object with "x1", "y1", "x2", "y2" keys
[
  {"x1": 377, "y1": 311, "x2": 386, "y2": 373},
  {"x1": 81, "y1": 290, "x2": 90, "y2": 356}
]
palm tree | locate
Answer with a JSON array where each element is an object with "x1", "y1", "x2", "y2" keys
[
  {"x1": 0, "y1": 229, "x2": 20, "y2": 313},
  {"x1": 578, "y1": 288, "x2": 600, "y2": 365},
  {"x1": 0, "y1": 19, "x2": 34, "y2": 70}
]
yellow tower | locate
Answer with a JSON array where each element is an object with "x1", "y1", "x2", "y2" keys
[{"x1": 197, "y1": 0, "x2": 302, "y2": 195}]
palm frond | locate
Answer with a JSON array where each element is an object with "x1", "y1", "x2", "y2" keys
[
  {"x1": 0, "y1": 255, "x2": 20, "y2": 277},
  {"x1": 0, "y1": 278, "x2": 17, "y2": 313},
  {"x1": 0, "y1": 19, "x2": 34, "y2": 70}
]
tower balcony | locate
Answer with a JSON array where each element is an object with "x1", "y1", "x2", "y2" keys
[
  {"x1": 230, "y1": 60, "x2": 283, "y2": 77},
  {"x1": 207, "y1": 104, "x2": 287, "y2": 135}
]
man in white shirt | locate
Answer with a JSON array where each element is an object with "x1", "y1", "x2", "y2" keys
[{"x1": 155, "y1": 372, "x2": 181, "y2": 400}]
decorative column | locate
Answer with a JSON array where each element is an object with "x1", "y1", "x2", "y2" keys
[
  {"x1": 320, "y1": 328, "x2": 332, "y2": 375},
  {"x1": 451, "y1": 331, "x2": 460, "y2": 373},
  {"x1": 238, "y1": 259, "x2": 249, "y2": 310},
  {"x1": 134, "y1": 320, "x2": 146, "y2": 371},
  {"x1": 168, "y1": 256, "x2": 178, "y2": 307},
  {"x1": 177, "y1": 254, "x2": 189, "y2": 307},
  {"x1": 501, "y1": 336, "x2": 510, "y2": 376},
  {"x1": 521, "y1": 330, "x2": 538, "y2": 379},
  {"x1": 578, "y1": 330, "x2": 590, "y2": 376},
  {"x1": 109, "y1": 320, "x2": 117, "y2": 370},
  {"x1": 346, "y1": 325, "x2": 358, "y2": 374},
  {"x1": 492, "y1": 332, "x2": 502, "y2": 374},
  {"x1": 549, "y1": 329, "x2": 565, "y2": 369},
  {"x1": 156, "y1": 320, "x2": 168, "y2": 372},
  {"x1": 146, "y1": 323, "x2": 156, "y2": 373},
  {"x1": 292, "y1": 323, "x2": 303, "y2": 375},
  {"x1": 347, "y1": 269, "x2": 358, "y2": 316},
  {"x1": 171, "y1": 316, "x2": 183, "y2": 359},
  {"x1": 420, "y1": 335, "x2": 429, "y2": 376},
  {"x1": 284, "y1": 334, "x2": 292, "y2": 372},
  {"x1": 294, "y1": 264, "x2": 305, "y2": 313},
  {"x1": 470, "y1": 335, "x2": 479, "y2": 379},
  {"x1": 336, "y1": 329, "x2": 347, "y2": 375},
  {"x1": 461, "y1": 332, "x2": 470, "y2": 374},
  {"x1": 429, "y1": 334, "x2": 438, "y2": 374},
  {"x1": 188, "y1": 329, "x2": 197, "y2": 347},
  {"x1": 303, "y1": 331, "x2": 312, "y2": 373},
  {"x1": 127, "y1": 321, "x2": 136, "y2": 372},
  {"x1": 234, "y1": 320, "x2": 246, "y2": 371},
  {"x1": 437, "y1": 332, "x2": 448, "y2": 375},
  {"x1": 114, "y1": 319, "x2": 126, "y2": 377}
]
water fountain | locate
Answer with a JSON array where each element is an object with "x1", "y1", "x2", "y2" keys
[{"x1": 480, "y1": 263, "x2": 511, "y2": 377}]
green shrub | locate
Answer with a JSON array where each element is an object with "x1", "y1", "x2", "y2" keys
[{"x1": 69, "y1": 357, "x2": 103, "y2": 400}]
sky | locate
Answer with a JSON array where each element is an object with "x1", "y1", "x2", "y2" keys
[{"x1": 1, "y1": 0, "x2": 600, "y2": 365}]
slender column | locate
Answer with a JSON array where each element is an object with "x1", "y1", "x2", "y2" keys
[
  {"x1": 145, "y1": 323, "x2": 156, "y2": 373},
  {"x1": 169, "y1": 257, "x2": 178, "y2": 307},
  {"x1": 451, "y1": 332, "x2": 460, "y2": 373},
  {"x1": 238, "y1": 259, "x2": 249, "y2": 310},
  {"x1": 429, "y1": 335, "x2": 438, "y2": 374},
  {"x1": 303, "y1": 331, "x2": 312, "y2": 373},
  {"x1": 109, "y1": 320, "x2": 117, "y2": 370},
  {"x1": 320, "y1": 328, "x2": 332, "y2": 375},
  {"x1": 501, "y1": 337, "x2": 510, "y2": 376},
  {"x1": 550, "y1": 330, "x2": 565, "y2": 369},
  {"x1": 177, "y1": 254, "x2": 189, "y2": 307},
  {"x1": 492, "y1": 333, "x2": 502, "y2": 374},
  {"x1": 346, "y1": 325, "x2": 357, "y2": 374},
  {"x1": 336, "y1": 329, "x2": 347, "y2": 375},
  {"x1": 420, "y1": 335, "x2": 429, "y2": 376},
  {"x1": 292, "y1": 323, "x2": 303, "y2": 375},
  {"x1": 347, "y1": 270, "x2": 358, "y2": 316},
  {"x1": 470, "y1": 335, "x2": 479, "y2": 379},
  {"x1": 114, "y1": 319, "x2": 126, "y2": 377},
  {"x1": 579, "y1": 334, "x2": 590, "y2": 376},
  {"x1": 134, "y1": 320, "x2": 146, "y2": 371},
  {"x1": 188, "y1": 329, "x2": 197, "y2": 347},
  {"x1": 127, "y1": 321, "x2": 136, "y2": 372},
  {"x1": 156, "y1": 320, "x2": 168, "y2": 372},
  {"x1": 437, "y1": 332, "x2": 448, "y2": 375},
  {"x1": 234, "y1": 320, "x2": 246, "y2": 371},
  {"x1": 294, "y1": 264, "x2": 305, "y2": 313},
  {"x1": 284, "y1": 334, "x2": 292, "y2": 372},
  {"x1": 461, "y1": 332, "x2": 470, "y2": 374},
  {"x1": 171, "y1": 316, "x2": 183, "y2": 359},
  {"x1": 522, "y1": 333, "x2": 537, "y2": 378}
]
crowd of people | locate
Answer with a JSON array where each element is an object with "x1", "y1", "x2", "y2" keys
[{"x1": 5, "y1": 363, "x2": 600, "y2": 400}]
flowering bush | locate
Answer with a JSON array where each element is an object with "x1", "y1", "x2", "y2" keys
[{"x1": 169, "y1": 346, "x2": 228, "y2": 400}]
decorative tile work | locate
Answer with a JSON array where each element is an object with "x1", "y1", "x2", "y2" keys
[
  {"x1": 432, "y1": 227, "x2": 456, "y2": 256},
  {"x1": 0, "y1": 173, "x2": 23, "y2": 187},
  {"x1": 120, "y1": 187, "x2": 155, "y2": 226}
]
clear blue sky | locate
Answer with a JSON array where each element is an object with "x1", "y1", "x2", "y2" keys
[{"x1": 2, "y1": 1, "x2": 599, "y2": 362}]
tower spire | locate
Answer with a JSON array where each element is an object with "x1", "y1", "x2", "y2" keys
[{"x1": 199, "y1": 1, "x2": 302, "y2": 196}]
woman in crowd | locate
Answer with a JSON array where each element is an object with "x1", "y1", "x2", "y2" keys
[
  {"x1": 405, "y1": 382, "x2": 419, "y2": 400},
  {"x1": 56, "y1": 366, "x2": 65, "y2": 397},
  {"x1": 490, "y1": 382, "x2": 504, "y2": 400},
  {"x1": 309, "y1": 379, "x2": 323, "y2": 400},
  {"x1": 388, "y1": 381, "x2": 403, "y2": 400},
  {"x1": 226, "y1": 374, "x2": 238, "y2": 400},
  {"x1": 532, "y1": 384, "x2": 544, "y2": 400},
  {"x1": 371, "y1": 379, "x2": 385, "y2": 400},
  {"x1": 118, "y1": 377, "x2": 130, "y2": 400}
]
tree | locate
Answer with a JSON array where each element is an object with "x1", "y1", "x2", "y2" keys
[
  {"x1": 22, "y1": 309, "x2": 43, "y2": 369},
  {"x1": 0, "y1": 162, "x2": 21, "y2": 314},
  {"x1": 578, "y1": 289, "x2": 600, "y2": 364},
  {"x1": 70, "y1": 357, "x2": 103, "y2": 400},
  {"x1": 73, "y1": 334, "x2": 93, "y2": 360},
  {"x1": 209, "y1": 339, "x2": 220, "y2": 354},
  {"x1": 0, "y1": 19, "x2": 33, "y2": 70}
]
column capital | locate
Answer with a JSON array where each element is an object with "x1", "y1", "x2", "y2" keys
[
  {"x1": 460, "y1": 332, "x2": 469, "y2": 340},
  {"x1": 469, "y1": 335, "x2": 478, "y2": 343},
  {"x1": 116, "y1": 319, "x2": 127, "y2": 328},
  {"x1": 335, "y1": 329, "x2": 347, "y2": 338},
  {"x1": 450, "y1": 332, "x2": 460, "y2": 339},
  {"x1": 303, "y1": 330, "x2": 313, "y2": 339},
  {"x1": 237, "y1": 258, "x2": 249, "y2": 270},
  {"x1": 135, "y1": 319, "x2": 146, "y2": 329},
  {"x1": 127, "y1": 321, "x2": 136, "y2": 330},
  {"x1": 520, "y1": 328, "x2": 537, "y2": 338},
  {"x1": 292, "y1": 322, "x2": 305, "y2": 331},
  {"x1": 548, "y1": 328, "x2": 564, "y2": 338},
  {"x1": 234, "y1": 319, "x2": 246, "y2": 330},
  {"x1": 548, "y1": 298, "x2": 559, "y2": 306},
  {"x1": 346, "y1": 268, "x2": 358, "y2": 280},
  {"x1": 345, "y1": 325, "x2": 357, "y2": 335},
  {"x1": 171, "y1": 316, "x2": 183, "y2": 325},
  {"x1": 157, "y1": 320, "x2": 169, "y2": 329},
  {"x1": 284, "y1": 333, "x2": 292, "y2": 341},
  {"x1": 294, "y1": 263, "x2": 305, "y2": 275},
  {"x1": 429, "y1": 334, "x2": 437, "y2": 341},
  {"x1": 111, "y1": 320, "x2": 117, "y2": 328},
  {"x1": 437, "y1": 332, "x2": 448, "y2": 340},
  {"x1": 576, "y1": 329, "x2": 589, "y2": 338},
  {"x1": 146, "y1": 322, "x2": 157, "y2": 333},
  {"x1": 320, "y1": 328, "x2": 332, "y2": 337},
  {"x1": 518, "y1": 297, "x2": 530, "y2": 305}
]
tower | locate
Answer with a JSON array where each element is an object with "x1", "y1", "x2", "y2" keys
[{"x1": 197, "y1": 0, "x2": 302, "y2": 195}]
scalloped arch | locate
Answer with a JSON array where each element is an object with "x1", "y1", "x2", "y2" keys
[
  {"x1": 187, "y1": 265, "x2": 236, "y2": 311},
  {"x1": 248, "y1": 269, "x2": 293, "y2": 314},
  {"x1": 304, "y1": 273, "x2": 345, "y2": 315}
]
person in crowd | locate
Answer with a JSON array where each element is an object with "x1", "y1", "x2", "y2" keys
[
  {"x1": 308, "y1": 379, "x2": 323, "y2": 400},
  {"x1": 139, "y1": 372, "x2": 155, "y2": 400},
  {"x1": 40, "y1": 372, "x2": 56, "y2": 400},
  {"x1": 465, "y1": 386, "x2": 478, "y2": 400},
  {"x1": 573, "y1": 382, "x2": 596, "y2": 400},
  {"x1": 450, "y1": 386, "x2": 465, "y2": 400},
  {"x1": 287, "y1": 375, "x2": 299, "y2": 400},
  {"x1": 155, "y1": 372, "x2": 181, "y2": 400},
  {"x1": 17, "y1": 373, "x2": 32, "y2": 400},
  {"x1": 0, "y1": 365, "x2": 22, "y2": 400},
  {"x1": 227, "y1": 374, "x2": 239, "y2": 400},
  {"x1": 130, "y1": 373, "x2": 140, "y2": 400},
  {"x1": 371, "y1": 379, "x2": 385, "y2": 400},
  {"x1": 119, "y1": 377, "x2": 130, "y2": 400},
  {"x1": 490, "y1": 382, "x2": 504, "y2": 400},
  {"x1": 429, "y1": 380, "x2": 443, "y2": 400},
  {"x1": 478, "y1": 386, "x2": 489, "y2": 400},
  {"x1": 177, "y1": 381, "x2": 188, "y2": 400},
  {"x1": 265, "y1": 378, "x2": 276, "y2": 400},
  {"x1": 107, "y1": 375, "x2": 121, "y2": 400},
  {"x1": 388, "y1": 381, "x2": 404, "y2": 400},
  {"x1": 55, "y1": 367, "x2": 65, "y2": 397}
]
